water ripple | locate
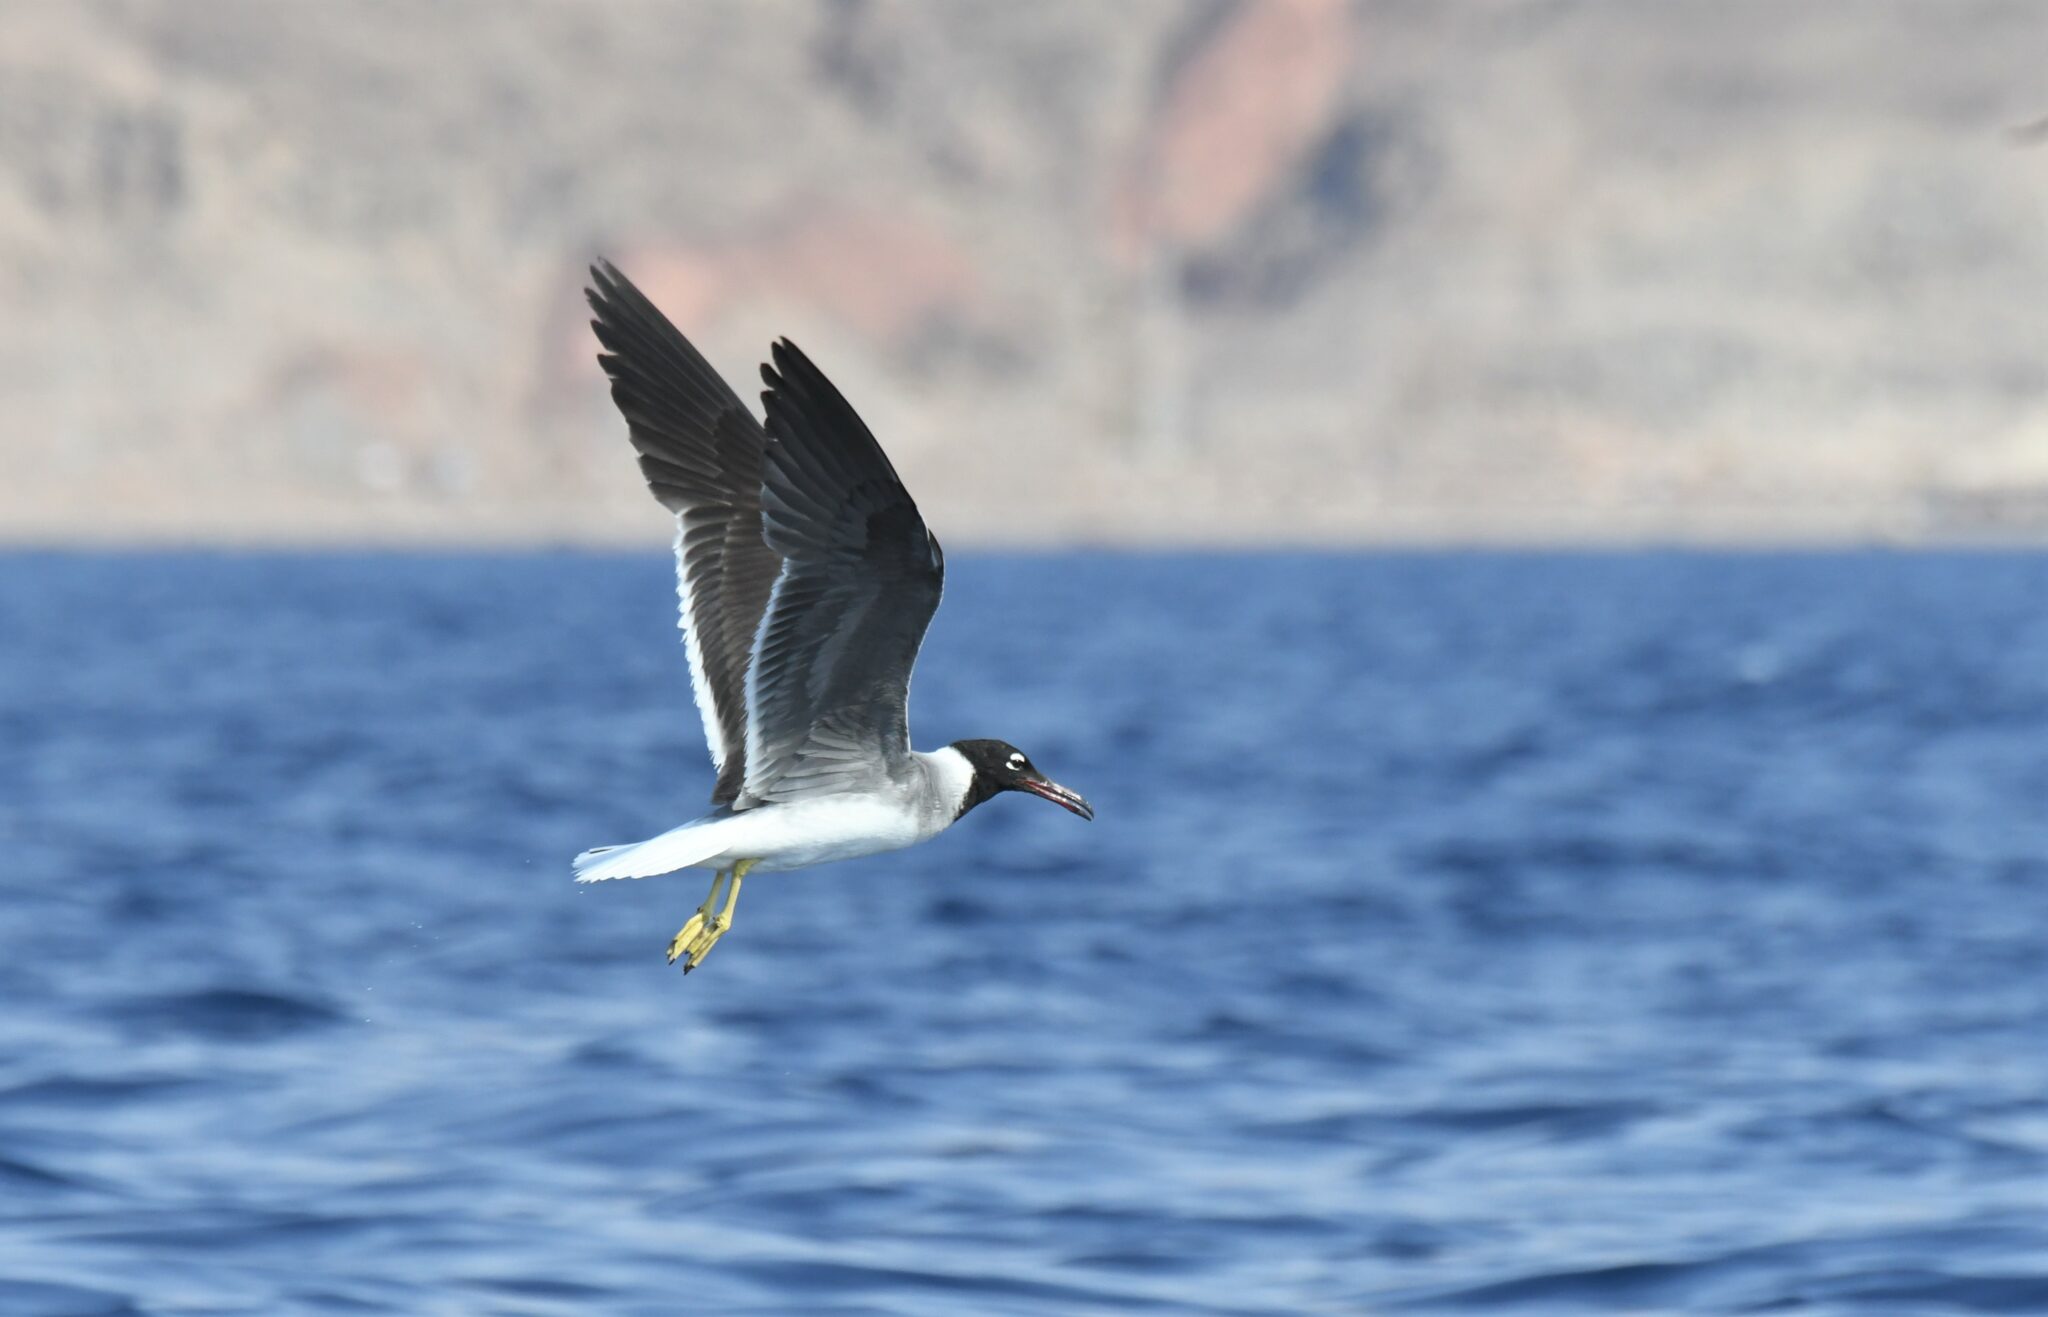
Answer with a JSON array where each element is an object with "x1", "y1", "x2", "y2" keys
[{"x1": 5, "y1": 550, "x2": 2048, "y2": 1312}]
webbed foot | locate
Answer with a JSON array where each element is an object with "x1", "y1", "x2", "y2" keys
[{"x1": 666, "y1": 860, "x2": 754, "y2": 972}]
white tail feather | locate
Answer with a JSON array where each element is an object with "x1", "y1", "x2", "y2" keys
[{"x1": 572, "y1": 818, "x2": 729, "y2": 883}]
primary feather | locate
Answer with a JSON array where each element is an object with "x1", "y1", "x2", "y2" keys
[
  {"x1": 741, "y1": 339, "x2": 946, "y2": 807},
  {"x1": 585, "y1": 262, "x2": 781, "y2": 805},
  {"x1": 582, "y1": 270, "x2": 944, "y2": 813}
]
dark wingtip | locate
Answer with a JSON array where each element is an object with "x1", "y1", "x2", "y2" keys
[
  {"x1": 586, "y1": 258, "x2": 624, "y2": 319},
  {"x1": 769, "y1": 338, "x2": 812, "y2": 377},
  {"x1": 762, "y1": 340, "x2": 818, "y2": 410}
]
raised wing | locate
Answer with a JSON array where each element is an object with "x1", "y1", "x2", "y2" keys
[
  {"x1": 586, "y1": 262, "x2": 781, "y2": 806},
  {"x1": 739, "y1": 339, "x2": 945, "y2": 806}
]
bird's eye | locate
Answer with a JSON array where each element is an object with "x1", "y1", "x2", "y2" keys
[{"x1": 1006, "y1": 753, "x2": 1026, "y2": 771}]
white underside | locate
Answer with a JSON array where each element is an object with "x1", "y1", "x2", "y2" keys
[{"x1": 573, "y1": 746, "x2": 973, "y2": 882}]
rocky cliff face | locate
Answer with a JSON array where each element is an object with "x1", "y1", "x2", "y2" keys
[{"x1": 8, "y1": 0, "x2": 2048, "y2": 544}]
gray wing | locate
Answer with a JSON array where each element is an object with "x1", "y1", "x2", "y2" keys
[
  {"x1": 586, "y1": 261, "x2": 781, "y2": 807},
  {"x1": 738, "y1": 339, "x2": 945, "y2": 806}
]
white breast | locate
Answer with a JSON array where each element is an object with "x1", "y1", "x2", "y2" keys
[
  {"x1": 692, "y1": 748, "x2": 974, "y2": 873},
  {"x1": 693, "y1": 797, "x2": 908, "y2": 872}
]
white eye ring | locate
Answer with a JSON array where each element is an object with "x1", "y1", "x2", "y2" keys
[{"x1": 1006, "y1": 753, "x2": 1026, "y2": 771}]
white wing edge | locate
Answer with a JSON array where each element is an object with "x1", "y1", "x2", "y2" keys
[
  {"x1": 673, "y1": 518, "x2": 728, "y2": 774},
  {"x1": 736, "y1": 558, "x2": 793, "y2": 803},
  {"x1": 734, "y1": 536, "x2": 945, "y2": 803}
]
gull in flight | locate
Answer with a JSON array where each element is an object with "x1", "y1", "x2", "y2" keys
[{"x1": 573, "y1": 263, "x2": 1093, "y2": 972}]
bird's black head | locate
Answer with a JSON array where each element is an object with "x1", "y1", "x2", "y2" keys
[{"x1": 949, "y1": 739, "x2": 1094, "y2": 822}]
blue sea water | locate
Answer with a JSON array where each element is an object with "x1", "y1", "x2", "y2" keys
[{"x1": 2, "y1": 549, "x2": 2047, "y2": 1316}]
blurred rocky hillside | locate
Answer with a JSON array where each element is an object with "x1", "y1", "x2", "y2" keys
[{"x1": 7, "y1": 0, "x2": 2048, "y2": 544}]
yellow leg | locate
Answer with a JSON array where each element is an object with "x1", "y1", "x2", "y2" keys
[
  {"x1": 676, "y1": 858, "x2": 756, "y2": 974},
  {"x1": 667, "y1": 868, "x2": 730, "y2": 965}
]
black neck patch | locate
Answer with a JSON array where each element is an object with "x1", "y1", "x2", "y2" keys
[{"x1": 953, "y1": 768, "x2": 1004, "y2": 822}]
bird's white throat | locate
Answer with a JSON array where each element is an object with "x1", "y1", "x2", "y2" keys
[{"x1": 917, "y1": 744, "x2": 977, "y2": 820}]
